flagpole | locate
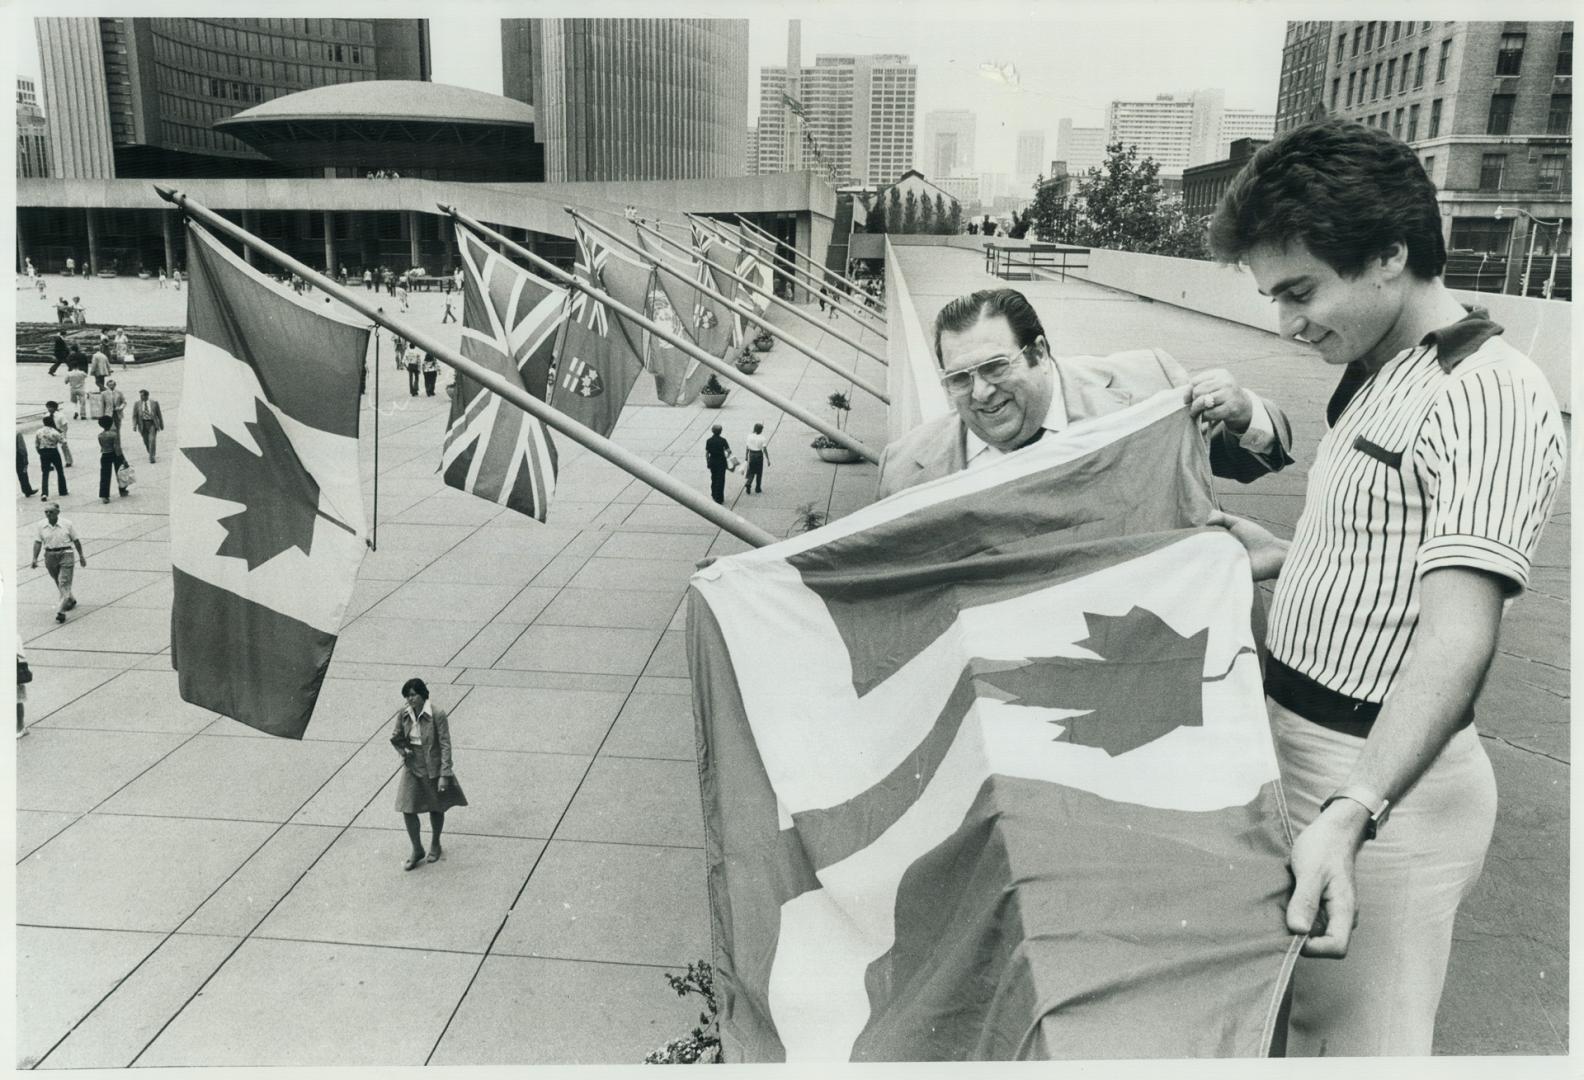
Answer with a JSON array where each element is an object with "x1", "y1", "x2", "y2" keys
[
  {"x1": 370, "y1": 320, "x2": 380, "y2": 551},
  {"x1": 580, "y1": 212, "x2": 890, "y2": 406},
  {"x1": 613, "y1": 212, "x2": 891, "y2": 373},
  {"x1": 690, "y1": 213, "x2": 887, "y2": 336},
  {"x1": 730, "y1": 212, "x2": 887, "y2": 319},
  {"x1": 153, "y1": 185, "x2": 780, "y2": 549},
  {"x1": 712, "y1": 212, "x2": 886, "y2": 325},
  {"x1": 447, "y1": 204, "x2": 880, "y2": 464}
]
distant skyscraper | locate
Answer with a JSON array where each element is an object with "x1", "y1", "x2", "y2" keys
[
  {"x1": 35, "y1": 17, "x2": 431, "y2": 178},
  {"x1": 1104, "y1": 89, "x2": 1265, "y2": 177},
  {"x1": 746, "y1": 125, "x2": 759, "y2": 175},
  {"x1": 1218, "y1": 109, "x2": 1276, "y2": 153},
  {"x1": 1055, "y1": 118, "x2": 1106, "y2": 176},
  {"x1": 502, "y1": 18, "x2": 749, "y2": 181},
  {"x1": 1015, "y1": 128, "x2": 1046, "y2": 182},
  {"x1": 924, "y1": 109, "x2": 976, "y2": 178},
  {"x1": 1275, "y1": 20, "x2": 1332, "y2": 133},
  {"x1": 16, "y1": 77, "x2": 51, "y2": 178},
  {"x1": 757, "y1": 52, "x2": 916, "y2": 186}
]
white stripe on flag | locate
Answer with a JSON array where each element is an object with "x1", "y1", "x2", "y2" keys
[{"x1": 170, "y1": 335, "x2": 365, "y2": 634}]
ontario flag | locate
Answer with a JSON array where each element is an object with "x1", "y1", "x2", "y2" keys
[
  {"x1": 692, "y1": 221, "x2": 749, "y2": 348},
  {"x1": 441, "y1": 224, "x2": 567, "y2": 521},
  {"x1": 547, "y1": 221, "x2": 653, "y2": 438},
  {"x1": 170, "y1": 224, "x2": 369, "y2": 739},
  {"x1": 689, "y1": 391, "x2": 1299, "y2": 1062},
  {"x1": 633, "y1": 225, "x2": 729, "y2": 406}
]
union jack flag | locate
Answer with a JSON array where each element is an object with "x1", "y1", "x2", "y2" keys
[
  {"x1": 567, "y1": 230, "x2": 610, "y2": 337},
  {"x1": 440, "y1": 224, "x2": 567, "y2": 522}
]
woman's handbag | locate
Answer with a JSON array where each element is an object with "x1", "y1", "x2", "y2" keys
[
  {"x1": 116, "y1": 463, "x2": 136, "y2": 489},
  {"x1": 17, "y1": 657, "x2": 33, "y2": 685}
]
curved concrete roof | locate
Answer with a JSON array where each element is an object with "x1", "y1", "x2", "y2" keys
[{"x1": 221, "y1": 80, "x2": 535, "y2": 128}]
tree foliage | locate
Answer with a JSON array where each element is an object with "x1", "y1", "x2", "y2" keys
[
  {"x1": 1026, "y1": 141, "x2": 1209, "y2": 260},
  {"x1": 886, "y1": 188, "x2": 903, "y2": 233},
  {"x1": 902, "y1": 189, "x2": 919, "y2": 234}
]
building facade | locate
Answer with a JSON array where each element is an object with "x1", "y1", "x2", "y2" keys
[
  {"x1": 924, "y1": 109, "x2": 976, "y2": 178},
  {"x1": 1219, "y1": 109, "x2": 1276, "y2": 148},
  {"x1": 503, "y1": 18, "x2": 749, "y2": 182},
  {"x1": 1103, "y1": 90, "x2": 1274, "y2": 178},
  {"x1": 1016, "y1": 128, "x2": 1046, "y2": 183},
  {"x1": 1182, "y1": 137, "x2": 1268, "y2": 221},
  {"x1": 757, "y1": 52, "x2": 916, "y2": 187},
  {"x1": 17, "y1": 78, "x2": 52, "y2": 179},
  {"x1": 745, "y1": 125, "x2": 758, "y2": 175},
  {"x1": 34, "y1": 17, "x2": 431, "y2": 179},
  {"x1": 1055, "y1": 118, "x2": 1107, "y2": 176},
  {"x1": 1276, "y1": 20, "x2": 1333, "y2": 133},
  {"x1": 1320, "y1": 20, "x2": 1571, "y2": 293}
]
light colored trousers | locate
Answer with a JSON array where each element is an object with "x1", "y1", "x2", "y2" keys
[{"x1": 1269, "y1": 698, "x2": 1497, "y2": 1057}]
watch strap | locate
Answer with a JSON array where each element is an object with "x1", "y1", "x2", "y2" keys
[{"x1": 1320, "y1": 786, "x2": 1392, "y2": 841}]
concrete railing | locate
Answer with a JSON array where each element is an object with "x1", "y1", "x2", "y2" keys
[
  {"x1": 1064, "y1": 247, "x2": 1573, "y2": 413},
  {"x1": 884, "y1": 236, "x2": 951, "y2": 444}
]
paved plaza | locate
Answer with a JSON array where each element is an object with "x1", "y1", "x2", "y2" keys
[{"x1": 13, "y1": 255, "x2": 1570, "y2": 1064}]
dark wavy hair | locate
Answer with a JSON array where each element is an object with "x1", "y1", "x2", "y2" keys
[
  {"x1": 400, "y1": 677, "x2": 429, "y2": 700},
  {"x1": 1209, "y1": 119, "x2": 1445, "y2": 280},
  {"x1": 932, "y1": 288, "x2": 1047, "y2": 366}
]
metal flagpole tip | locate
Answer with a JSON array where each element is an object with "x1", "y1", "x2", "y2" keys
[{"x1": 152, "y1": 184, "x2": 180, "y2": 203}]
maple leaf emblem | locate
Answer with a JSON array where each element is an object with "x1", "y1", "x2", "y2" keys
[
  {"x1": 183, "y1": 398, "x2": 352, "y2": 570},
  {"x1": 973, "y1": 606, "x2": 1210, "y2": 757},
  {"x1": 693, "y1": 304, "x2": 718, "y2": 330}
]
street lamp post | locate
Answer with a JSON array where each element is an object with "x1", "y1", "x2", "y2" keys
[{"x1": 1495, "y1": 205, "x2": 1565, "y2": 299}]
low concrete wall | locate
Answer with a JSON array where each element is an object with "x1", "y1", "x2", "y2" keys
[
  {"x1": 1067, "y1": 248, "x2": 1572, "y2": 412},
  {"x1": 884, "y1": 237, "x2": 950, "y2": 444}
]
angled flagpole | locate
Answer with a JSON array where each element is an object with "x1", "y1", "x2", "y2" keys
[
  {"x1": 731, "y1": 211, "x2": 887, "y2": 319},
  {"x1": 575, "y1": 211, "x2": 889, "y2": 405},
  {"x1": 621, "y1": 212, "x2": 890, "y2": 370},
  {"x1": 152, "y1": 185, "x2": 779, "y2": 548},
  {"x1": 693, "y1": 213, "x2": 886, "y2": 332},
  {"x1": 448, "y1": 204, "x2": 880, "y2": 464}
]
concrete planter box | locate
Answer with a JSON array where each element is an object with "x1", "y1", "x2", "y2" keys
[{"x1": 701, "y1": 392, "x2": 729, "y2": 409}]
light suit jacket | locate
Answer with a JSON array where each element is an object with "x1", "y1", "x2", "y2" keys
[
  {"x1": 389, "y1": 705, "x2": 455, "y2": 780},
  {"x1": 875, "y1": 348, "x2": 1294, "y2": 500}
]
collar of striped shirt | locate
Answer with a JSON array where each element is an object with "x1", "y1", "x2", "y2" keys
[{"x1": 1421, "y1": 307, "x2": 1503, "y2": 374}]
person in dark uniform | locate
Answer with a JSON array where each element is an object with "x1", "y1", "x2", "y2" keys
[{"x1": 704, "y1": 424, "x2": 731, "y2": 505}]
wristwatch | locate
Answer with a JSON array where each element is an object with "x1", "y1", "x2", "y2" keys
[{"x1": 1320, "y1": 786, "x2": 1392, "y2": 841}]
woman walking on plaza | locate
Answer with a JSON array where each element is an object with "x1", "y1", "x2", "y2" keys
[
  {"x1": 35, "y1": 416, "x2": 68, "y2": 500},
  {"x1": 96, "y1": 417, "x2": 130, "y2": 503},
  {"x1": 389, "y1": 678, "x2": 467, "y2": 871}
]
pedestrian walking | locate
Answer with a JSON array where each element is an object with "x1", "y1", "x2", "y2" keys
[
  {"x1": 64, "y1": 366, "x2": 87, "y2": 420},
  {"x1": 158, "y1": 267, "x2": 167, "y2": 289},
  {"x1": 64, "y1": 256, "x2": 74, "y2": 276},
  {"x1": 441, "y1": 297, "x2": 457, "y2": 323},
  {"x1": 396, "y1": 282, "x2": 409, "y2": 312},
  {"x1": 705, "y1": 424, "x2": 731, "y2": 505},
  {"x1": 131, "y1": 390, "x2": 164, "y2": 462},
  {"x1": 389, "y1": 677, "x2": 467, "y2": 870},
  {"x1": 101, "y1": 379, "x2": 127, "y2": 432},
  {"x1": 394, "y1": 334, "x2": 407, "y2": 372},
  {"x1": 17, "y1": 647, "x2": 31, "y2": 738},
  {"x1": 48, "y1": 331, "x2": 68, "y2": 376},
  {"x1": 113, "y1": 328, "x2": 131, "y2": 368},
  {"x1": 743, "y1": 421, "x2": 770, "y2": 494},
  {"x1": 71, "y1": 297, "x2": 86, "y2": 325},
  {"x1": 31, "y1": 502, "x2": 86, "y2": 623},
  {"x1": 43, "y1": 402, "x2": 73, "y2": 469},
  {"x1": 406, "y1": 346, "x2": 422, "y2": 396},
  {"x1": 17, "y1": 431, "x2": 36, "y2": 497},
  {"x1": 89, "y1": 347, "x2": 111, "y2": 391},
  {"x1": 55, "y1": 297, "x2": 70, "y2": 324},
  {"x1": 422, "y1": 352, "x2": 439, "y2": 396},
  {"x1": 34, "y1": 417, "x2": 67, "y2": 499},
  {"x1": 96, "y1": 416, "x2": 130, "y2": 503},
  {"x1": 363, "y1": 269, "x2": 373, "y2": 290}
]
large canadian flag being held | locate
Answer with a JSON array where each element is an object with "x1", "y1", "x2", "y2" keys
[
  {"x1": 170, "y1": 223, "x2": 369, "y2": 739},
  {"x1": 689, "y1": 391, "x2": 1300, "y2": 1061}
]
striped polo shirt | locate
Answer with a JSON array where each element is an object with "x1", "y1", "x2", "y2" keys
[{"x1": 1268, "y1": 315, "x2": 1567, "y2": 705}]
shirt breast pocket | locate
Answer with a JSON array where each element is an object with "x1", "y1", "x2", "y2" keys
[{"x1": 1351, "y1": 435, "x2": 1403, "y2": 470}]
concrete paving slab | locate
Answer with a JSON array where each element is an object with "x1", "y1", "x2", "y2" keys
[
  {"x1": 12, "y1": 566, "x2": 164, "y2": 608},
  {"x1": 448, "y1": 684, "x2": 626, "y2": 755},
  {"x1": 77, "y1": 539, "x2": 169, "y2": 572},
  {"x1": 490, "y1": 585, "x2": 559, "y2": 624},
  {"x1": 110, "y1": 574, "x2": 175, "y2": 609},
  {"x1": 618, "y1": 503, "x2": 720, "y2": 534},
  {"x1": 332, "y1": 614, "x2": 492, "y2": 667},
  {"x1": 415, "y1": 549, "x2": 557, "y2": 587},
  {"x1": 446, "y1": 621, "x2": 528, "y2": 668},
  {"x1": 180, "y1": 823, "x2": 342, "y2": 936},
  {"x1": 641, "y1": 630, "x2": 689, "y2": 679},
  {"x1": 16, "y1": 926, "x2": 166, "y2": 1069},
  {"x1": 98, "y1": 735, "x2": 359, "y2": 823},
  {"x1": 32, "y1": 669, "x2": 217, "y2": 735},
  {"x1": 494, "y1": 840, "x2": 710, "y2": 967},
  {"x1": 428, "y1": 954, "x2": 698, "y2": 1066},
  {"x1": 534, "y1": 586, "x2": 685, "y2": 631},
  {"x1": 17, "y1": 728, "x2": 191, "y2": 812},
  {"x1": 18, "y1": 813, "x2": 275, "y2": 931},
  {"x1": 365, "y1": 579, "x2": 515, "y2": 622},
  {"x1": 354, "y1": 522, "x2": 476, "y2": 580},
  {"x1": 453, "y1": 667, "x2": 637, "y2": 693},
  {"x1": 136, "y1": 937, "x2": 480, "y2": 1067},
  {"x1": 602, "y1": 692, "x2": 696, "y2": 762},
  {"x1": 15, "y1": 809, "x2": 81, "y2": 862},
  {"x1": 494, "y1": 623, "x2": 663, "y2": 676},
  {"x1": 22, "y1": 603, "x2": 169, "y2": 653},
  {"x1": 632, "y1": 675, "x2": 692, "y2": 697},
  {"x1": 38, "y1": 932, "x2": 243, "y2": 1071},
  {"x1": 17, "y1": 664, "x2": 122, "y2": 723},
  {"x1": 354, "y1": 747, "x2": 589, "y2": 840},
  {"x1": 289, "y1": 742, "x2": 405, "y2": 827},
  {"x1": 255, "y1": 826, "x2": 542, "y2": 953},
  {"x1": 594, "y1": 530, "x2": 716, "y2": 561},
  {"x1": 556, "y1": 756, "x2": 704, "y2": 849},
  {"x1": 341, "y1": 575, "x2": 402, "y2": 619},
  {"x1": 564, "y1": 556, "x2": 699, "y2": 594}
]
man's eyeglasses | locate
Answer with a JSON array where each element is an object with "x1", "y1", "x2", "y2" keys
[{"x1": 938, "y1": 344, "x2": 1033, "y2": 396}]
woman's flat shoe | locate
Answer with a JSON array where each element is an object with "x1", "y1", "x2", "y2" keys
[
  {"x1": 426, "y1": 847, "x2": 442, "y2": 863},
  {"x1": 403, "y1": 854, "x2": 424, "y2": 871}
]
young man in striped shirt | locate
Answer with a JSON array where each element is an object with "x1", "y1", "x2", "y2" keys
[{"x1": 1207, "y1": 119, "x2": 1566, "y2": 1055}]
